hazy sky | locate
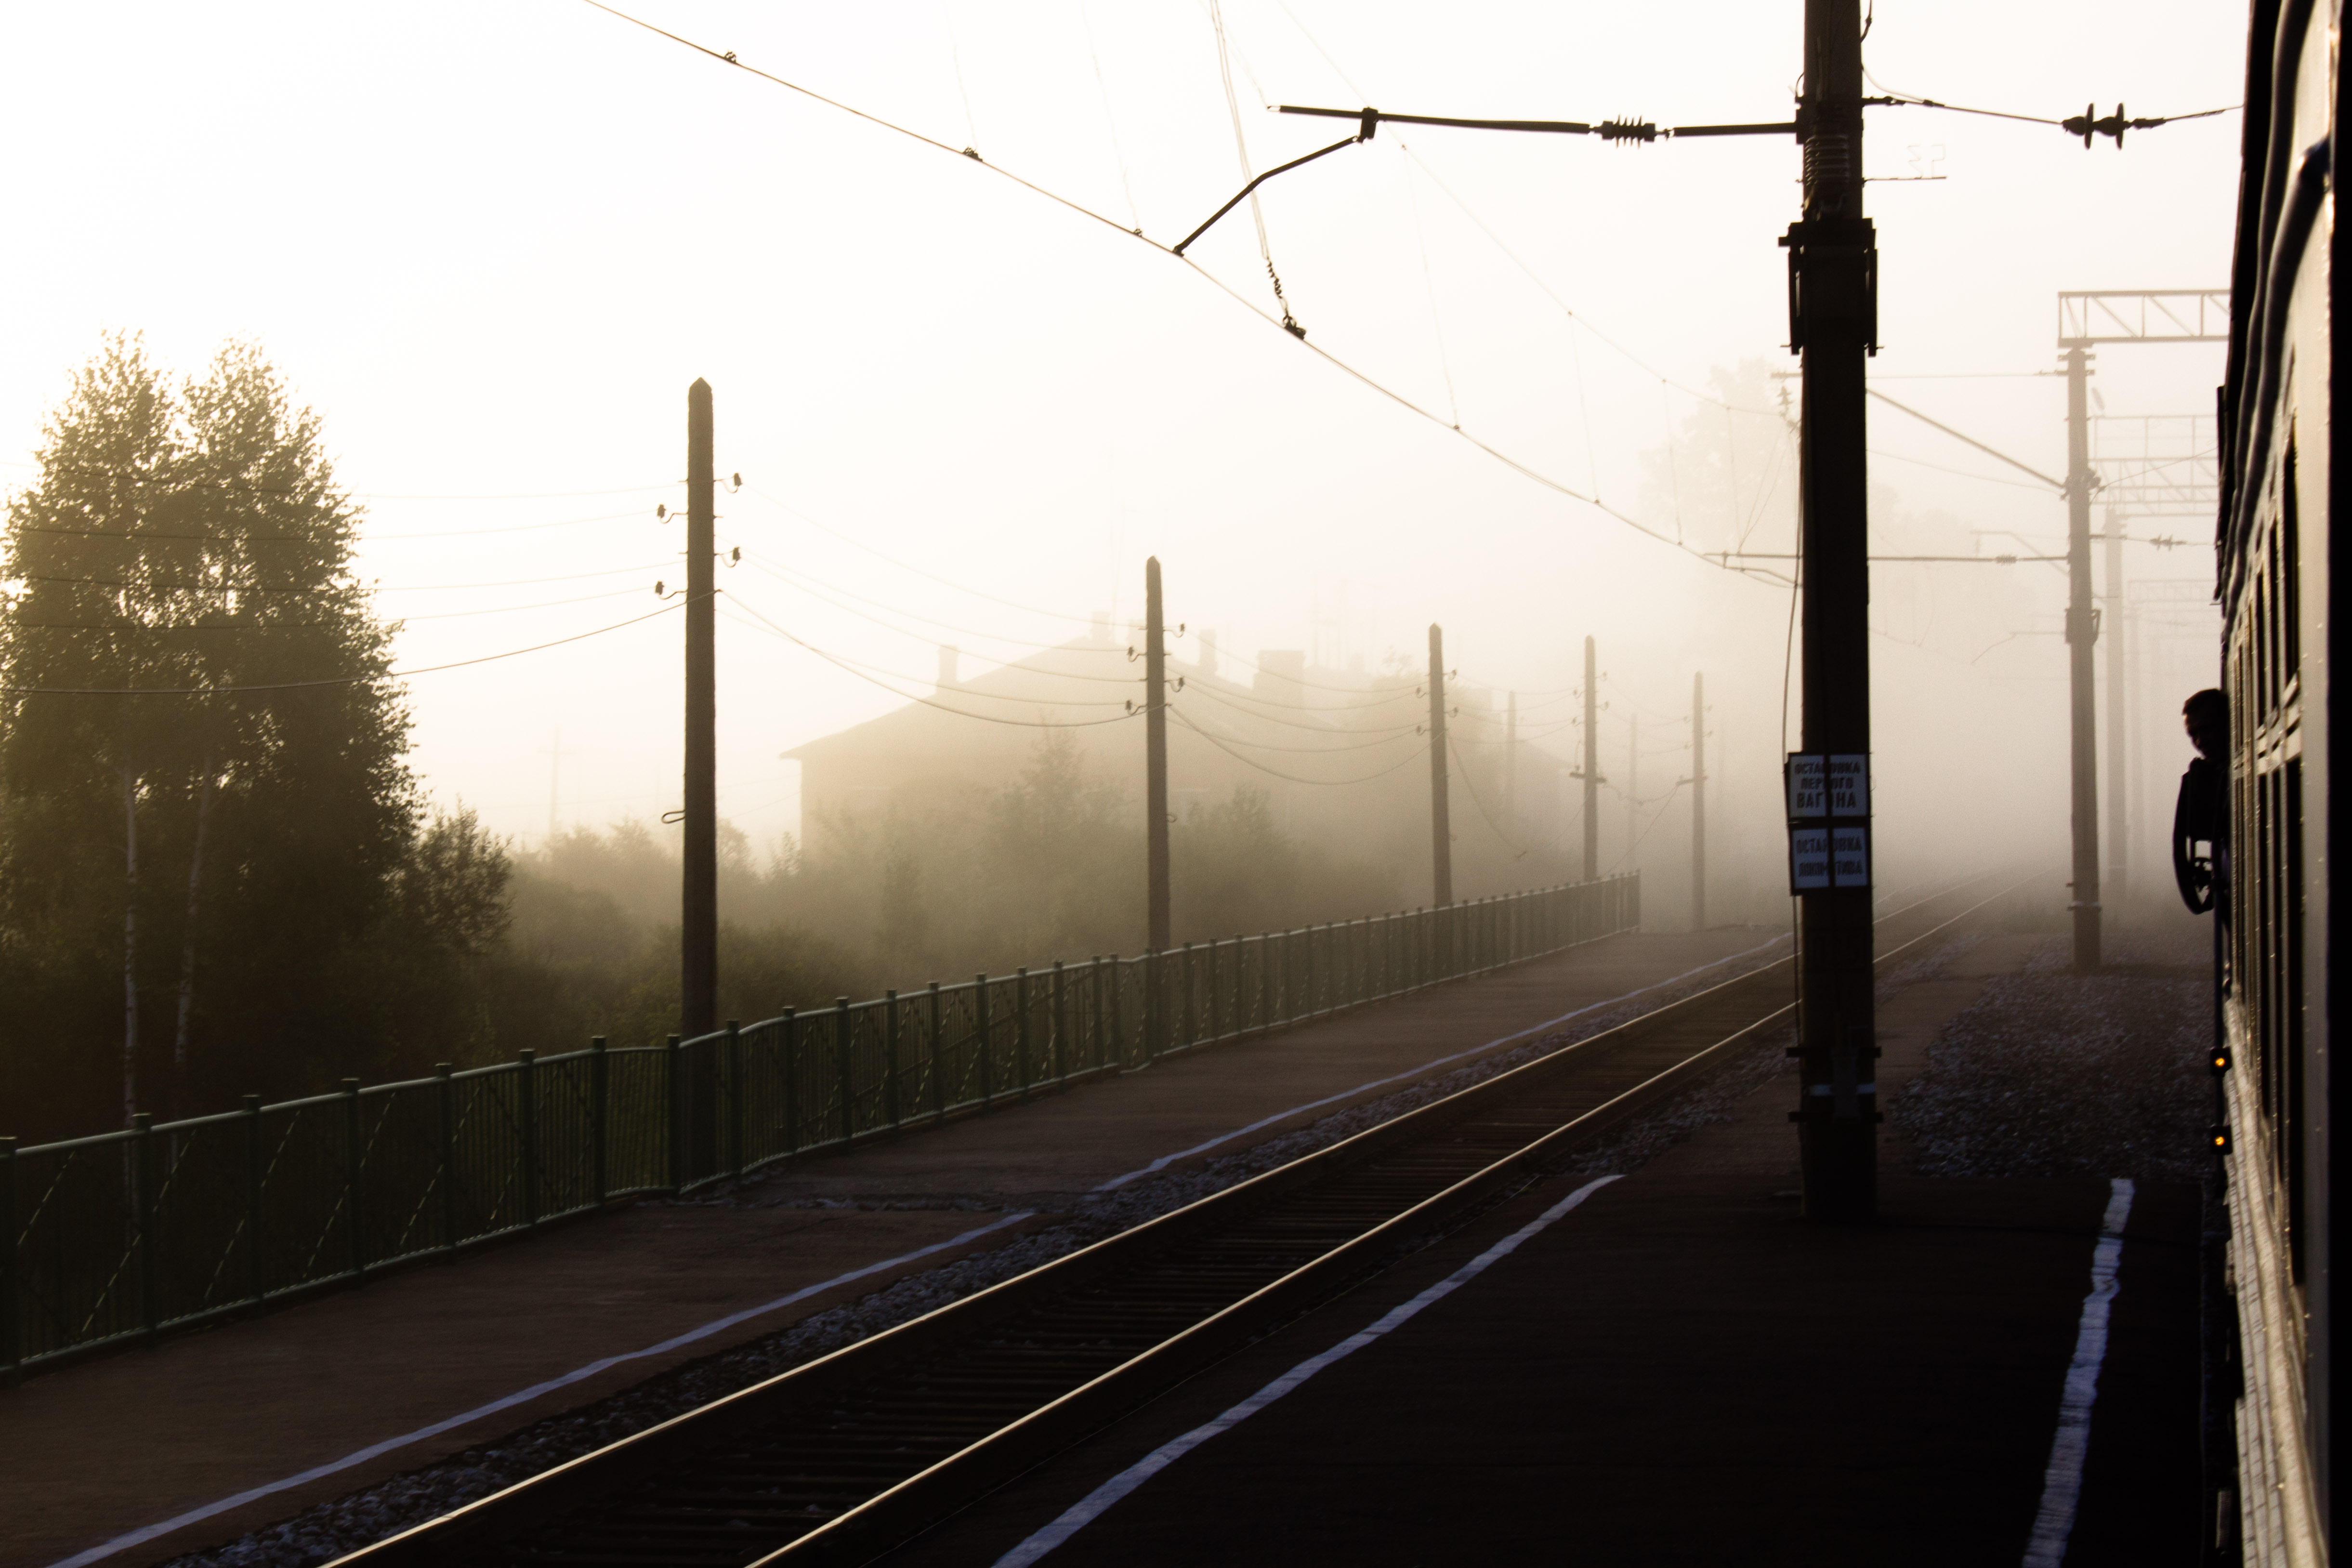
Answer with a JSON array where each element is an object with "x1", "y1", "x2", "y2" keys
[{"x1": 0, "y1": 0, "x2": 2242, "y2": 865}]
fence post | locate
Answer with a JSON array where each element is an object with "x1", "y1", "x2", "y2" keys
[
  {"x1": 664, "y1": 1034, "x2": 684, "y2": 1192},
  {"x1": 127, "y1": 1115, "x2": 159, "y2": 1341},
  {"x1": 590, "y1": 1038, "x2": 609, "y2": 1206},
  {"x1": 434, "y1": 1069, "x2": 456, "y2": 1253},
  {"x1": 2, "y1": 1136, "x2": 19, "y2": 1386},
  {"x1": 247, "y1": 1094, "x2": 270, "y2": 1296},
  {"x1": 1094, "y1": 958, "x2": 1112, "y2": 1073},
  {"x1": 883, "y1": 995, "x2": 903, "y2": 1132},
  {"x1": 1141, "y1": 951, "x2": 1158, "y2": 1063},
  {"x1": 339, "y1": 1081, "x2": 366, "y2": 1282},
  {"x1": 1180, "y1": 944, "x2": 1196, "y2": 1048},
  {"x1": 781, "y1": 1011, "x2": 801, "y2": 1154},
  {"x1": 834, "y1": 1000, "x2": 855, "y2": 1144},
  {"x1": 517, "y1": 1052, "x2": 538, "y2": 1227},
  {"x1": 926, "y1": 987, "x2": 945, "y2": 1121},
  {"x1": 724, "y1": 1022, "x2": 744, "y2": 1177},
  {"x1": 1015, "y1": 969, "x2": 1033, "y2": 1097},
  {"x1": 975, "y1": 976, "x2": 994, "y2": 1106},
  {"x1": 1204, "y1": 940, "x2": 1218, "y2": 1040},
  {"x1": 1051, "y1": 962, "x2": 1068, "y2": 1082},
  {"x1": 1103, "y1": 958, "x2": 1121, "y2": 1074}
]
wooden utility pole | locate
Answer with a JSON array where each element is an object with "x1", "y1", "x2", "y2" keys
[
  {"x1": 1503, "y1": 690, "x2": 1518, "y2": 825},
  {"x1": 1626, "y1": 712, "x2": 1640, "y2": 861},
  {"x1": 682, "y1": 379, "x2": 719, "y2": 1171},
  {"x1": 1691, "y1": 672, "x2": 1707, "y2": 931},
  {"x1": 1427, "y1": 623, "x2": 1452, "y2": 906},
  {"x1": 1788, "y1": 0, "x2": 1877, "y2": 1220},
  {"x1": 1145, "y1": 556, "x2": 1170, "y2": 952},
  {"x1": 2062, "y1": 345, "x2": 2102, "y2": 971},
  {"x1": 2103, "y1": 508, "x2": 2127, "y2": 913},
  {"x1": 1580, "y1": 635, "x2": 1599, "y2": 881}
]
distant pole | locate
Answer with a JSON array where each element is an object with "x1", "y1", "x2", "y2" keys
[
  {"x1": 682, "y1": 380, "x2": 719, "y2": 1170},
  {"x1": 1790, "y1": 0, "x2": 1878, "y2": 1220},
  {"x1": 1427, "y1": 624, "x2": 1452, "y2": 906},
  {"x1": 1626, "y1": 712, "x2": 1639, "y2": 863},
  {"x1": 1691, "y1": 672, "x2": 1707, "y2": 931},
  {"x1": 547, "y1": 725, "x2": 561, "y2": 843},
  {"x1": 1145, "y1": 557, "x2": 1170, "y2": 953},
  {"x1": 1503, "y1": 690, "x2": 1518, "y2": 824},
  {"x1": 2103, "y1": 506, "x2": 2127, "y2": 914},
  {"x1": 1581, "y1": 635, "x2": 1599, "y2": 881},
  {"x1": 2128, "y1": 601, "x2": 2145, "y2": 873},
  {"x1": 2062, "y1": 343, "x2": 2102, "y2": 971}
]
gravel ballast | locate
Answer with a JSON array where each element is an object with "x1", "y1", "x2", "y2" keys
[{"x1": 1892, "y1": 923, "x2": 2213, "y2": 1184}]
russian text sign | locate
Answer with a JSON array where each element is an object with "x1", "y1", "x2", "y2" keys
[
  {"x1": 1829, "y1": 754, "x2": 1869, "y2": 817},
  {"x1": 1832, "y1": 824, "x2": 1869, "y2": 887},
  {"x1": 1786, "y1": 753, "x2": 1826, "y2": 818},
  {"x1": 1790, "y1": 827, "x2": 1831, "y2": 891}
]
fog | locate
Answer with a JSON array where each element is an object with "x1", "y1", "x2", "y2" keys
[{"x1": 0, "y1": 2, "x2": 2234, "y2": 1110}]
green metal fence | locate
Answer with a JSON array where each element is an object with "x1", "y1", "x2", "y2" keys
[{"x1": 0, "y1": 873, "x2": 1637, "y2": 1380}]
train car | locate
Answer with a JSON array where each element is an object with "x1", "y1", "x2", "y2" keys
[{"x1": 2212, "y1": 0, "x2": 2338, "y2": 1560}]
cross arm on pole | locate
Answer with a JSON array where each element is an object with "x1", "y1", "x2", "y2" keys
[
  {"x1": 1179, "y1": 101, "x2": 1796, "y2": 258},
  {"x1": 1276, "y1": 104, "x2": 1798, "y2": 141}
]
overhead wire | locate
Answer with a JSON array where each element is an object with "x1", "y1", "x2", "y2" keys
[
  {"x1": 1076, "y1": 0, "x2": 1143, "y2": 231},
  {"x1": 1446, "y1": 733, "x2": 1555, "y2": 860},
  {"x1": 576, "y1": 0, "x2": 1791, "y2": 589},
  {"x1": 2, "y1": 597, "x2": 691, "y2": 697},
  {"x1": 1172, "y1": 718, "x2": 1420, "y2": 753},
  {"x1": 1179, "y1": 676, "x2": 1421, "y2": 726},
  {"x1": 721, "y1": 593, "x2": 1144, "y2": 727},
  {"x1": 9, "y1": 506, "x2": 654, "y2": 545},
  {"x1": 1206, "y1": 0, "x2": 1301, "y2": 334},
  {"x1": 1400, "y1": 149, "x2": 1461, "y2": 428},
  {"x1": 1171, "y1": 706, "x2": 1429, "y2": 786},
  {"x1": 727, "y1": 547, "x2": 1123, "y2": 661},
  {"x1": 0, "y1": 455, "x2": 678, "y2": 502},
  {"x1": 742, "y1": 488, "x2": 1100, "y2": 627}
]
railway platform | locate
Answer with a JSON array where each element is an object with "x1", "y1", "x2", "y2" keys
[
  {"x1": 888, "y1": 931, "x2": 2202, "y2": 1568},
  {"x1": 1, "y1": 926, "x2": 1778, "y2": 1568}
]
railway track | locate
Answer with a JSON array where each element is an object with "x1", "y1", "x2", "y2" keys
[{"x1": 333, "y1": 873, "x2": 2019, "y2": 1568}]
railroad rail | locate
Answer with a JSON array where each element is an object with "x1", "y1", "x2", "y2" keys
[{"x1": 332, "y1": 873, "x2": 2020, "y2": 1568}]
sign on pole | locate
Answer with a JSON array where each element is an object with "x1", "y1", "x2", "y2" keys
[{"x1": 1787, "y1": 752, "x2": 1869, "y2": 893}]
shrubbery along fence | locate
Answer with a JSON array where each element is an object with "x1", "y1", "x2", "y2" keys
[{"x1": 1, "y1": 874, "x2": 1637, "y2": 1379}]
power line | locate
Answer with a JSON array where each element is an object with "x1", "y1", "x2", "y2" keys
[
  {"x1": 720, "y1": 594, "x2": 1144, "y2": 728},
  {"x1": 728, "y1": 549, "x2": 1113, "y2": 659},
  {"x1": 578, "y1": 0, "x2": 1789, "y2": 589},
  {"x1": 9, "y1": 506, "x2": 654, "y2": 545},
  {"x1": 2, "y1": 560, "x2": 677, "y2": 594},
  {"x1": 742, "y1": 488, "x2": 1101, "y2": 627},
  {"x1": 1170, "y1": 706, "x2": 1428, "y2": 787},
  {"x1": 1, "y1": 455, "x2": 675, "y2": 502},
  {"x1": 1171, "y1": 717, "x2": 1420, "y2": 753},
  {"x1": 2, "y1": 597, "x2": 691, "y2": 697}
]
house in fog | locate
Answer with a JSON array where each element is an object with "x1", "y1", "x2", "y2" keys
[{"x1": 779, "y1": 622, "x2": 1577, "y2": 896}]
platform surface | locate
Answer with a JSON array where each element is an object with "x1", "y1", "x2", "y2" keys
[
  {"x1": 885, "y1": 933, "x2": 2202, "y2": 1567},
  {"x1": 0, "y1": 927, "x2": 1777, "y2": 1568}
]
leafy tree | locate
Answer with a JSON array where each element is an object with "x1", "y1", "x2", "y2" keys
[{"x1": 1, "y1": 335, "x2": 414, "y2": 1126}]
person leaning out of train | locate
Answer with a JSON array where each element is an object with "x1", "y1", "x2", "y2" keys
[{"x1": 2171, "y1": 687, "x2": 2227, "y2": 917}]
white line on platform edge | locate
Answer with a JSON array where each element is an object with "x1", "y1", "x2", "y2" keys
[
  {"x1": 47, "y1": 1210, "x2": 1036, "y2": 1568},
  {"x1": 1089, "y1": 934, "x2": 1790, "y2": 1193},
  {"x1": 2020, "y1": 1176, "x2": 2136, "y2": 1568},
  {"x1": 994, "y1": 1173, "x2": 1627, "y2": 1567}
]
